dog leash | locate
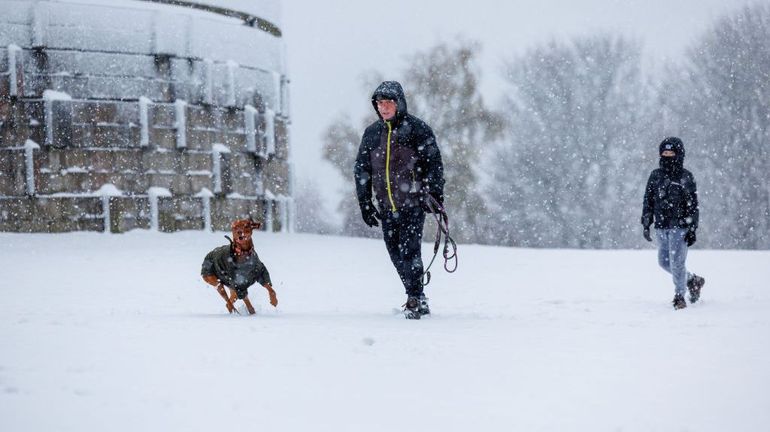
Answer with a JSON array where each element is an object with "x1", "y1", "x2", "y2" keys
[{"x1": 421, "y1": 194, "x2": 458, "y2": 287}]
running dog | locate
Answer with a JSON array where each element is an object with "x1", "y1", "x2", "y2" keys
[{"x1": 201, "y1": 218, "x2": 278, "y2": 315}]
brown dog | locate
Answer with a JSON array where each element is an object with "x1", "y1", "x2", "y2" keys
[{"x1": 201, "y1": 218, "x2": 278, "y2": 315}]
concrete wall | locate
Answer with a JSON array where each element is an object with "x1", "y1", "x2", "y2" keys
[{"x1": 0, "y1": 0, "x2": 292, "y2": 233}]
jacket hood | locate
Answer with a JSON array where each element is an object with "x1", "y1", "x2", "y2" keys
[
  {"x1": 659, "y1": 136, "x2": 685, "y2": 162},
  {"x1": 659, "y1": 136, "x2": 685, "y2": 174},
  {"x1": 371, "y1": 81, "x2": 408, "y2": 123}
]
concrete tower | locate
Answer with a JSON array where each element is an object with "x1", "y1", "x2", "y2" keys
[{"x1": 0, "y1": 0, "x2": 292, "y2": 232}]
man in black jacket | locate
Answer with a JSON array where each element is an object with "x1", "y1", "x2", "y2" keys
[
  {"x1": 642, "y1": 137, "x2": 705, "y2": 309},
  {"x1": 354, "y1": 81, "x2": 444, "y2": 319}
]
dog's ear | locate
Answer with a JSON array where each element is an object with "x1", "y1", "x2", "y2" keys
[{"x1": 245, "y1": 216, "x2": 260, "y2": 230}]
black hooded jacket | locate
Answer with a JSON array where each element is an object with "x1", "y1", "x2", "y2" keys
[
  {"x1": 641, "y1": 137, "x2": 699, "y2": 230},
  {"x1": 354, "y1": 81, "x2": 444, "y2": 213}
]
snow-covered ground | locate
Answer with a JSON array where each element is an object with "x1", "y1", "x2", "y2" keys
[{"x1": 1, "y1": 231, "x2": 768, "y2": 431}]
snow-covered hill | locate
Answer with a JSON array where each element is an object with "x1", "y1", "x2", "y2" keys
[{"x1": 1, "y1": 231, "x2": 768, "y2": 431}]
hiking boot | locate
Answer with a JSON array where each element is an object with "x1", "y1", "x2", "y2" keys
[
  {"x1": 673, "y1": 294, "x2": 687, "y2": 310},
  {"x1": 403, "y1": 296, "x2": 421, "y2": 320},
  {"x1": 418, "y1": 295, "x2": 431, "y2": 316},
  {"x1": 687, "y1": 274, "x2": 705, "y2": 303}
]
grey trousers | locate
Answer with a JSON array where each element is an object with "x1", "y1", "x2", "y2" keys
[{"x1": 656, "y1": 228, "x2": 693, "y2": 296}]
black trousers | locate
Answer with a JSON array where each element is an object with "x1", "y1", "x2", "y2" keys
[{"x1": 381, "y1": 206, "x2": 425, "y2": 297}]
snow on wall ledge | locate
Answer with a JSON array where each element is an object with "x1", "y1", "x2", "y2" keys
[
  {"x1": 0, "y1": 0, "x2": 285, "y2": 76},
  {"x1": 43, "y1": 0, "x2": 284, "y2": 30}
]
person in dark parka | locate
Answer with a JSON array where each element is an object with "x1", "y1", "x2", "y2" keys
[
  {"x1": 641, "y1": 137, "x2": 705, "y2": 309},
  {"x1": 354, "y1": 81, "x2": 445, "y2": 319}
]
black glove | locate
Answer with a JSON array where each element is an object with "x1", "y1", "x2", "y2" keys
[
  {"x1": 420, "y1": 193, "x2": 443, "y2": 214},
  {"x1": 642, "y1": 226, "x2": 652, "y2": 242},
  {"x1": 685, "y1": 229, "x2": 696, "y2": 247},
  {"x1": 360, "y1": 201, "x2": 380, "y2": 227}
]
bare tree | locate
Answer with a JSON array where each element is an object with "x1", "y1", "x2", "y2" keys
[
  {"x1": 403, "y1": 39, "x2": 504, "y2": 243},
  {"x1": 321, "y1": 114, "x2": 380, "y2": 238},
  {"x1": 489, "y1": 34, "x2": 654, "y2": 248},
  {"x1": 293, "y1": 178, "x2": 337, "y2": 235}
]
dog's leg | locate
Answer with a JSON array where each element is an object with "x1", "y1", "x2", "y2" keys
[
  {"x1": 204, "y1": 276, "x2": 237, "y2": 314},
  {"x1": 263, "y1": 283, "x2": 278, "y2": 307},
  {"x1": 216, "y1": 284, "x2": 236, "y2": 314},
  {"x1": 243, "y1": 296, "x2": 256, "y2": 315},
  {"x1": 227, "y1": 289, "x2": 240, "y2": 314}
]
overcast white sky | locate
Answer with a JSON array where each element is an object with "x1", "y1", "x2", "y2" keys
[{"x1": 282, "y1": 0, "x2": 765, "y2": 212}]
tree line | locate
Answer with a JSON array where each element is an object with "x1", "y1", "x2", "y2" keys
[{"x1": 295, "y1": 4, "x2": 769, "y2": 249}]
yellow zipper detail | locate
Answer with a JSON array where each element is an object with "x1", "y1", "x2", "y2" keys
[{"x1": 385, "y1": 121, "x2": 397, "y2": 212}]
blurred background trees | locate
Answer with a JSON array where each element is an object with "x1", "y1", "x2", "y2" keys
[{"x1": 296, "y1": 4, "x2": 769, "y2": 249}]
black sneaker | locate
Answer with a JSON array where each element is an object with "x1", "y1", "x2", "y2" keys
[
  {"x1": 403, "y1": 296, "x2": 421, "y2": 320},
  {"x1": 418, "y1": 295, "x2": 431, "y2": 316},
  {"x1": 673, "y1": 294, "x2": 687, "y2": 310},
  {"x1": 687, "y1": 274, "x2": 705, "y2": 303}
]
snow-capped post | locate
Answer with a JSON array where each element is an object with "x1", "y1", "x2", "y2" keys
[
  {"x1": 96, "y1": 184, "x2": 123, "y2": 234},
  {"x1": 244, "y1": 104, "x2": 257, "y2": 152},
  {"x1": 8, "y1": 44, "x2": 22, "y2": 98},
  {"x1": 254, "y1": 166, "x2": 264, "y2": 195},
  {"x1": 196, "y1": 188, "x2": 214, "y2": 232},
  {"x1": 139, "y1": 97, "x2": 151, "y2": 147},
  {"x1": 264, "y1": 190, "x2": 274, "y2": 232},
  {"x1": 211, "y1": 143, "x2": 231, "y2": 194},
  {"x1": 148, "y1": 186, "x2": 172, "y2": 232},
  {"x1": 287, "y1": 158, "x2": 295, "y2": 232},
  {"x1": 225, "y1": 60, "x2": 237, "y2": 107},
  {"x1": 203, "y1": 59, "x2": 213, "y2": 105},
  {"x1": 277, "y1": 194, "x2": 290, "y2": 233},
  {"x1": 44, "y1": 98, "x2": 53, "y2": 146},
  {"x1": 43, "y1": 90, "x2": 72, "y2": 148},
  {"x1": 264, "y1": 108, "x2": 275, "y2": 156},
  {"x1": 272, "y1": 71, "x2": 282, "y2": 112},
  {"x1": 23, "y1": 140, "x2": 40, "y2": 196},
  {"x1": 285, "y1": 195, "x2": 295, "y2": 233},
  {"x1": 174, "y1": 99, "x2": 187, "y2": 149},
  {"x1": 280, "y1": 74, "x2": 290, "y2": 117}
]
